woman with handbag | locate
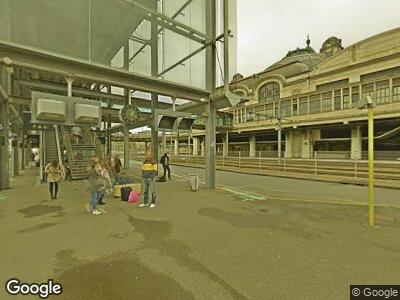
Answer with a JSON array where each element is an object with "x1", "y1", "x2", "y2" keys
[{"x1": 44, "y1": 160, "x2": 62, "y2": 200}]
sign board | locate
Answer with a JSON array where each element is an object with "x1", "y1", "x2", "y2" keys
[{"x1": 31, "y1": 92, "x2": 102, "y2": 127}]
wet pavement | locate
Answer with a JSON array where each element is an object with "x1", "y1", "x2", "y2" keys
[{"x1": 0, "y1": 167, "x2": 399, "y2": 299}]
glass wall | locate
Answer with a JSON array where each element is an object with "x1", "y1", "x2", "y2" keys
[{"x1": 0, "y1": 0, "x2": 237, "y2": 91}]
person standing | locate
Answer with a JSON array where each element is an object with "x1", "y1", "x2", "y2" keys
[
  {"x1": 139, "y1": 150, "x2": 158, "y2": 208},
  {"x1": 160, "y1": 152, "x2": 171, "y2": 180},
  {"x1": 86, "y1": 157, "x2": 104, "y2": 215},
  {"x1": 97, "y1": 158, "x2": 112, "y2": 206},
  {"x1": 113, "y1": 154, "x2": 122, "y2": 174},
  {"x1": 44, "y1": 161, "x2": 62, "y2": 199}
]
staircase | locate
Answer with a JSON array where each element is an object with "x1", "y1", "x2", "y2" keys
[
  {"x1": 70, "y1": 144, "x2": 95, "y2": 179},
  {"x1": 60, "y1": 126, "x2": 96, "y2": 180}
]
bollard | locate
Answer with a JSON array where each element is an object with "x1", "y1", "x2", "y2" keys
[
  {"x1": 259, "y1": 151, "x2": 261, "y2": 172},
  {"x1": 239, "y1": 151, "x2": 241, "y2": 169}
]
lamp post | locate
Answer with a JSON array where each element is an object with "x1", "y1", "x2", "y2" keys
[
  {"x1": 276, "y1": 105, "x2": 282, "y2": 165},
  {"x1": 358, "y1": 95, "x2": 375, "y2": 227}
]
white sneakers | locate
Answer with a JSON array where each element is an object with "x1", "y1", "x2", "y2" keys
[
  {"x1": 92, "y1": 209, "x2": 102, "y2": 215},
  {"x1": 138, "y1": 203, "x2": 156, "y2": 208}
]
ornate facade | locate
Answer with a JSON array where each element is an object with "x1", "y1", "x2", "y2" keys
[{"x1": 191, "y1": 28, "x2": 400, "y2": 160}]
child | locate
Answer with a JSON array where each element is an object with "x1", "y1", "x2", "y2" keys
[
  {"x1": 44, "y1": 160, "x2": 62, "y2": 199},
  {"x1": 139, "y1": 150, "x2": 158, "y2": 208}
]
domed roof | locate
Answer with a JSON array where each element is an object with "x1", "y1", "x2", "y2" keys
[
  {"x1": 265, "y1": 37, "x2": 323, "y2": 73},
  {"x1": 232, "y1": 73, "x2": 244, "y2": 82}
]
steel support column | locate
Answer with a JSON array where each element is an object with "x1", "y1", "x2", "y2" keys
[
  {"x1": 123, "y1": 41, "x2": 130, "y2": 170},
  {"x1": 151, "y1": 19, "x2": 159, "y2": 162},
  {"x1": 0, "y1": 66, "x2": 11, "y2": 189},
  {"x1": 205, "y1": 0, "x2": 217, "y2": 188},
  {"x1": 107, "y1": 85, "x2": 112, "y2": 156}
]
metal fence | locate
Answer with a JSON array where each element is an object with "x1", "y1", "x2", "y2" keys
[{"x1": 169, "y1": 155, "x2": 400, "y2": 183}]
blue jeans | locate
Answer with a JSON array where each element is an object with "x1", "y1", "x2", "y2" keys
[
  {"x1": 142, "y1": 177, "x2": 156, "y2": 204},
  {"x1": 90, "y1": 191, "x2": 100, "y2": 210}
]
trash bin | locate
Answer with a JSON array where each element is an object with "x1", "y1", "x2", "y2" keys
[{"x1": 189, "y1": 174, "x2": 199, "y2": 191}]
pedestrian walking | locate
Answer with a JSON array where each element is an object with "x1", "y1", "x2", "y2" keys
[
  {"x1": 139, "y1": 150, "x2": 158, "y2": 208},
  {"x1": 44, "y1": 160, "x2": 62, "y2": 199},
  {"x1": 160, "y1": 152, "x2": 171, "y2": 180}
]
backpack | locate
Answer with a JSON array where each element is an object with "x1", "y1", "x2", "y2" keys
[
  {"x1": 121, "y1": 186, "x2": 132, "y2": 201},
  {"x1": 157, "y1": 174, "x2": 166, "y2": 182}
]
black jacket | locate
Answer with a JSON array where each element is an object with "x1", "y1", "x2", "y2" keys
[{"x1": 160, "y1": 155, "x2": 169, "y2": 166}]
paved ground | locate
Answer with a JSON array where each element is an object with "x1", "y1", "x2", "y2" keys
[
  {"x1": 166, "y1": 163, "x2": 400, "y2": 208},
  {"x1": 0, "y1": 166, "x2": 399, "y2": 299}
]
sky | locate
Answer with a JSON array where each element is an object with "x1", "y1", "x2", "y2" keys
[{"x1": 236, "y1": 0, "x2": 400, "y2": 76}]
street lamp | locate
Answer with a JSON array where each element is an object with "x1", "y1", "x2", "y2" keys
[{"x1": 357, "y1": 95, "x2": 376, "y2": 227}]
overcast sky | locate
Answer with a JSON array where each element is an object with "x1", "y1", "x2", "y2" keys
[{"x1": 236, "y1": 0, "x2": 400, "y2": 76}]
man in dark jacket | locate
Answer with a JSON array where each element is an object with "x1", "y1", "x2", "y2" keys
[{"x1": 160, "y1": 152, "x2": 171, "y2": 180}]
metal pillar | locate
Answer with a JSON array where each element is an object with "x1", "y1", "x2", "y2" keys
[
  {"x1": 223, "y1": 131, "x2": 229, "y2": 157},
  {"x1": 0, "y1": 66, "x2": 11, "y2": 189},
  {"x1": 107, "y1": 85, "x2": 112, "y2": 156},
  {"x1": 123, "y1": 41, "x2": 130, "y2": 169},
  {"x1": 20, "y1": 125, "x2": 25, "y2": 170},
  {"x1": 205, "y1": 0, "x2": 217, "y2": 189},
  {"x1": 123, "y1": 90, "x2": 131, "y2": 169},
  {"x1": 13, "y1": 134, "x2": 19, "y2": 176},
  {"x1": 351, "y1": 126, "x2": 362, "y2": 160},
  {"x1": 249, "y1": 134, "x2": 256, "y2": 157},
  {"x1": 277, "y1": 124, "x2": 282, "y2": 164},
  {"x1": 223, "y1": 0, "x2": 230, "y2": 87},
  {"x1": 162, "y1": 133, "x2": 167, "y2": 154},
  {"x1": 193, "y1": 137, "x2": 199, "y2": 156},
  {"x1": 277, "y1": 104, "x2": 282, "y2": 165},
  {"x1": 187, "y1": 133, "x2": 191, "y2": 156},
  {"x1": 151, "y1": 18, "x2": 159, "y2": 162},
  {"x1": 368, "y1": 106, "x2": 375, "y2": 226},
  {"x1": 174, "y1": 135, "x2": 179, "y2": 156}
]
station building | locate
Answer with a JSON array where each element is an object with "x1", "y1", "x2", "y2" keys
[{"x1": 190, "y1": 28, "x2": 400, "y2": 161}]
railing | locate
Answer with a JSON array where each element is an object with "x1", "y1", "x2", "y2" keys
[
  {"x1": 82, "y1": 127, "x2": 104, "y2": 159},
  {"x1": 168, "y1": 155, "x2": 400, "y2": 184}
]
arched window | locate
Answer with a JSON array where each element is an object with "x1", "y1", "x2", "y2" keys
[{"x1": 258, "y1": 82, "x2": 280, "y2": 103}]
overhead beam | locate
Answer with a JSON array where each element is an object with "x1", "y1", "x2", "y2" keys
[
  {"x1": 158, "y1": 33, "x2": 225, "y2": 77},
  {"x1": 130, "y1": 0, "x2": 194, "y2": 61},
  {"x1": 0, "y1": 40, "x2": 209, "y2": 101},
  {"x1": 16, "y1": 79, "x2": 172, "y2": 109},
  {"x1": 129, "y1": 0, "x2": 207, "y2": 45}
]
